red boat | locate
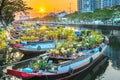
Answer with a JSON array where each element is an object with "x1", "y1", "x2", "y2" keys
[{"x1": 12, "y1": 43, "x2": 23, "y2": 48}]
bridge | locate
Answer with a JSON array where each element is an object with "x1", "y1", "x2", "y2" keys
[{"x1": 15, "y1": 20, "x2": 120, "y2": 30}]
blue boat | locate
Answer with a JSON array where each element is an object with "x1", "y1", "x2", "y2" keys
[{"x1": 18, "y1": 40, "x2": 65, "y2": 54}]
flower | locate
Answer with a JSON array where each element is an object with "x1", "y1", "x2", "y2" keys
[
  {"x1": 51, "y1": 49, "x2": 55, "y2": 53},
  {"x1": 70, "y1": 48, "x2": 76, "y2": 53},
  {"x1": 61, "y1": 49, "x2": 66, "y2": 54},
  {"x1": 55, "y1": 50, "x2": 59, "y2": 54}
]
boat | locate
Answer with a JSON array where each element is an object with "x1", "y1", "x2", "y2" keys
[
  {"x1": 11, "y1": 26, "x2": 79, "y2": 55},
  {"x1": 7, "y1": 29, "x2": 109, "y2": 80},
  {"x1": 14, "y1": 28, "x2": 80, "y2": 55},
  {"x1": 50, "y1": 22, "x2": 57, "y2": 26},
  {"x1": 7, "y1": 42, "x2": 108, "y2": 80},
  {"x1": 17, "y1": 40, "x2": 65, "y2": 54}
]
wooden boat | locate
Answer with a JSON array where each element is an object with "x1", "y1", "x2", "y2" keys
[
  {"x1": 17, "y1": 40, "x2": 64, "y2": 54},
  {"x1": 7, "y1": 41, "x2": 108, "y2": 80}
]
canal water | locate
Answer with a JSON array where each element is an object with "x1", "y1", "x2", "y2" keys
[{"x1": 66, "y1": 25, "x2": 120, "y2": 80}]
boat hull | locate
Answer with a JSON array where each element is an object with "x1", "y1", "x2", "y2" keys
[
  {"x1": 7, "y1": 53, "x2": 107, "y2": 80},
  {"x1": 18, "y1": 48, "x2": 46, "y2": 55},
  {"x1": 18, "y1": 40, "x2": 64, "y2": 54}
]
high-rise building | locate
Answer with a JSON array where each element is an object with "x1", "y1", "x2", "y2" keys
[
  {"x1": 78, "y1": 0, "x2": 94, "y2": 12},
  {"x1": 93, "y1": 0, "x2": 101, "y2": 9},
  {"x1": 77, "y1": 0, "x2": 120, "y2": 12},
  {"x1": 112, "y1": 0, "x2": 120, "y2": 6},
  {"x1": 101, "y1": 0, "x2": 113, "y2": 8}
]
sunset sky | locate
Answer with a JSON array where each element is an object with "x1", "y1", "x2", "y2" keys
[{"x1": 23, "y1": 0, "x2": 77, "y2": 17}]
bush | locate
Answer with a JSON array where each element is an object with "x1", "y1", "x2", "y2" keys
[
  {"x1": 0, "y1": 58, "x2": 6, "y2": 66},
  {"x1": 0, "y1": 58, "x2": 6, "y2": 78}
]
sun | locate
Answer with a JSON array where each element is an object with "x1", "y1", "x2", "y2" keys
[{"x1": 39, "y1": 8, "x2": 45, "y2": 13}]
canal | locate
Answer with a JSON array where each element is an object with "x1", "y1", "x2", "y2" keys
[{"x1": 66, "y1": 25, "x2": 120, "y2": 80}]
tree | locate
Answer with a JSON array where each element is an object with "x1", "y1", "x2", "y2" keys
[
  {"x1": 0, "y1": 0, "x2": 32, "y2": 28},
  {"x1": 112, "y1": 5, "x2": 120, "y2": 23},
  {"x1": 0, "y1": 0, "x2": 6, "y2": 26},
  {"x1": 93, "y1": 8, "x2": 114, "y2": 22}
]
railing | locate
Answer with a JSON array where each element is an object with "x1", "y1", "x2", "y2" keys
[{"x1": 19, "y1": 20, "x2": 120, "y2": 26}]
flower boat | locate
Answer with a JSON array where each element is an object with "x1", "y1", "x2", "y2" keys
[
  {"x1": 7, "y1": 30, "x2": 109, "y2": 80},
  {"x1": 7, "y1": 42, "x2": 108, "y2": 80},
  {"x1": 14, "y1": 27, "x2": 77, "y2": 54},
  {"x1": 18, "y1": 40, "x2": 65, "y2": 54}
]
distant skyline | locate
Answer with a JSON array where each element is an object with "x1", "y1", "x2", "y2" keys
[
  {"x1": 78, "y1": 0, "x2": 120, "y2": 12},
  {"x1": 23, "y1": 0, "x2": 77, "y2": 17}
]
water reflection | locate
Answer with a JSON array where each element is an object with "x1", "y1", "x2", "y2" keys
[
  {"x1": 105, "y1": 36, "x2": 120, "y2": 70},
  {"x1": 72, "y1": 56, "x2": 109, "y2": 80}
]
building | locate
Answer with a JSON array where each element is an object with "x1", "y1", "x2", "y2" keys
[
  {"x1": 100, "y1": 0, "x2": 120, "y2": 8},
  {"x1": 78, "y1": 0, "x2": 94, "y2": 12},
  {"x1": 77, "y1": 0, "x2": 120, "y2": 12},
  {"x1": 112, "y1": 0, "x2": 120, "y2": 6},
  {"x1": 101, "y1": 0, "x2": 113, "y2": 8},
  {"x1": 57, "y1": 11, "x2": 67, "y2": 18},
  {"x1": 19, "y1": 15, "x2": 30, "y2": 20}
]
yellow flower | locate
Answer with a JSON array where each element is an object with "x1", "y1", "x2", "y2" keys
[
  {"x1": 61, "y1": 49, "x2": 66, "y2": 54},
  {"x1": 0, "y1": 30, "x2": 6, "y2": 50},
  {"x1": 1, "y1": 42, "x2": 6, "y2": 47},
  {"x1": 17, "y1": 39, "x2": 21, "y2": 43},
  {"x1": 55, "y1": 50, "x2": 59, "y2": 54}
]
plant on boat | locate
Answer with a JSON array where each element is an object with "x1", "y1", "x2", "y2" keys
[
  {"x1": 64, "y1": 29, "x2": 77, "y2": 41},
  {"x1": 79, "y1": 30, "x2": 103, "y2": 48},
  {"x1": 89, "y1": 31, "x2": 103, "y2": 47},
  {"x1": 0, "y1": 30, "x2": 6, "y2": 50},
  {"x1": 81, "y1": 30, "x2": 91, "y2": 36},
  {"x1": 57, "y1": 27, "x2": 64, "y2": 39},
  {"x1": 32, "y1": 59, "x2": 52, "y2": 70},
  {"x1": 57, "y1": 42, "x2": 69, "y2": 49},
  {"x1": 21, "y1": 23, "x2": 32, "y2": 28},
  {"x1": 16, "y1": 26, "x2": 77, "y2": 42},
  {"x1": 48, "y1": 41, "x2": 76, "y2": 58}
]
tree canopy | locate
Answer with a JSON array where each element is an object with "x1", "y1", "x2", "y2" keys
[
  {"x1": 65, "y1": 5, "x2": 120, "y2": 23},
  {"x1": 0, "y1": 0, "x2": 32, "y2": 28}
]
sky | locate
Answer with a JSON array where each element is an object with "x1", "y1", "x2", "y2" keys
[{"x1": 23, "y1": 0, "x2": 77, "y2": 17}]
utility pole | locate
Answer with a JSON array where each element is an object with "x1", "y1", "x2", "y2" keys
[{"x1": 69, "y1": 2, "x2": 72, "y2": 14}]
